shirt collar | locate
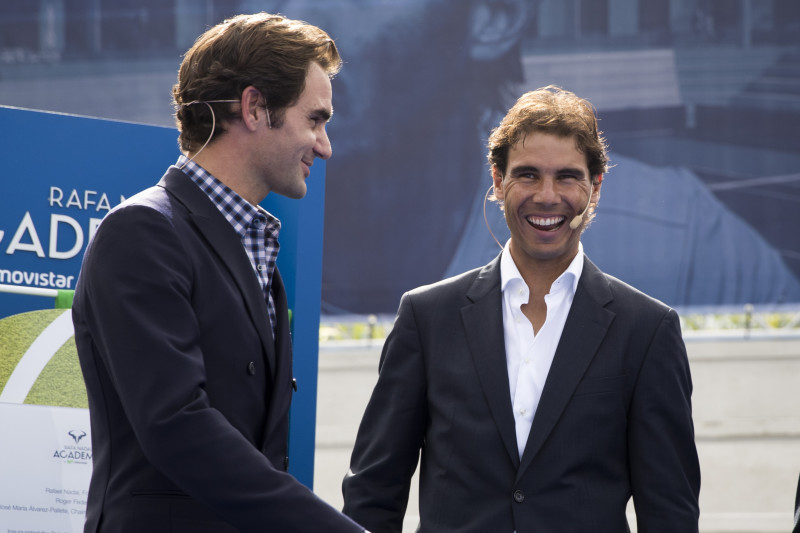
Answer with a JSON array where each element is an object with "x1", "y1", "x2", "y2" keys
[
  {"x1": 500, "y1": 240, "x2": 584, "y2": 296},
  {"x1": 176, "y1": 155, "x2": 281, "y2": 239}
]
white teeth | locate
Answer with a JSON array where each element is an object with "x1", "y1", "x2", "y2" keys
[{"x1": 527, "y1": 216, "x2": 563, "y2": 227}]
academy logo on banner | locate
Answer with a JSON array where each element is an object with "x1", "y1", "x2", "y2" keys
[
  {"x1": 0, "y1": 187, "x2": 123, "y2": 291},
  {"x1": 0, "y1": 105, "x2": 179, "y2": 318},
  {"x1": 0, "y1": 402, "x2": 92, "y2": 531}
]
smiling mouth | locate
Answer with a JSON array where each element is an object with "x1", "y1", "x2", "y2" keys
[{"x1": 526, "y1": 215, "x2": 566, "y2": 231}]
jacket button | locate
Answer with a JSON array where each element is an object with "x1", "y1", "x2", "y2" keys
[
  {"x1": 247, "y1": 362, "x2": 256, "y2": 375},
  {"x1": 513, "y1": 489, "x2": 525, "y2": 503}
]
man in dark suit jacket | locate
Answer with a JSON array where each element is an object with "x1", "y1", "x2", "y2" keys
[
  {"x1": 342, "y1": 86, "x2": 700, "y2": 532},
  {"x1": 793, "y1": 473, "x2": 800, "y2": 533},
  {"x1": 72, "y1": 13, "x2": 366, "y2": 533}
]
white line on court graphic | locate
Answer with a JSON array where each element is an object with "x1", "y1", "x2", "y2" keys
[{"x1": 0, "y1": 309, "x2": 75, "y2": 404}]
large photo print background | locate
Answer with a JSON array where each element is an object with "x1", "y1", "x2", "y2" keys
[{"x1": 1, "y1": 0, "x2": 798, "y2": 315}]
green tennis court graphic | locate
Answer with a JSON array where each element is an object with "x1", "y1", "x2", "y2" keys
[{"x1": 0, "y1": 308, "x2": 86, "y2": 408}]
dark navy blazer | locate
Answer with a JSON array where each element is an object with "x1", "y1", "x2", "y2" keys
[
  {"x1": 343, "y1": 254, "x2": 700, "y2": 532},
  {"x1": 73, "y1": 167, "x2": 363, "y2": 533}
]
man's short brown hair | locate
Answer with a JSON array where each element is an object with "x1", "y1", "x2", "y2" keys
[
  {"x1": 173, "y1": 12, "x2": 341, "y2": 152},
  {"x1": 488, "y1": 85, "x2": 609, "y2": 178}
]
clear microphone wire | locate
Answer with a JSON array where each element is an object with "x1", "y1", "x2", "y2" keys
[{"x1": 483, "y1": 184, "x2": 504, "y2": 251}]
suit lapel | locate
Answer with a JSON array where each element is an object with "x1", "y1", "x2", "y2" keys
[
  {"x1": 517, "y1": 257, "x2": 616, "y2": 479},
  {"x1": 262, "y1": 268, "x2": 294, "y2": 461},
  {"x1": 461, "y1": 256, "x2": 520, "y2": 467},
  {"x1": 159, "y1": 168, "x2": 278, "y2": 377}
]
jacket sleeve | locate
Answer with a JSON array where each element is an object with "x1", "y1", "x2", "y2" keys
[
  {"x1": 75, "y1": 203, "x2": 364, "y2": 533},
  {"x1": 342, "y1": 293, "x2": 428, "y2": 533},
  {"x1": 628, "y1": 308, "x2": 701, "y2": 531}
]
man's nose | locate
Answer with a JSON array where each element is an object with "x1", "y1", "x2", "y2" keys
[
  {"x1": 534, "y1": 177, "x2": 559, "y2": 203},
  {"x1": 315, "y1": 129, "x2": 332, "y2": 160}
]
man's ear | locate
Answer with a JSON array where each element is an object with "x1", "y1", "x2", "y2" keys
[
  {"x1": 491, "y1": 166, "x2": 505, "y2": 201},
  {"x1": 469, "y1": 0, "x2": 528, "y2": 61},
  {"x1": 591, "y1": 174, "x2": 603, "y2": 205},
  {"x1": 240, "y1": 86, "x2": 264, "y2": 131},
  {"x1": 593, "y1": 174, "x2": 603, "y2": 194}
]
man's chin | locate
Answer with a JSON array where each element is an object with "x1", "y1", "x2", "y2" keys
[{"x1": 276, "y1": 183, "x2": 307, "y2": 201}]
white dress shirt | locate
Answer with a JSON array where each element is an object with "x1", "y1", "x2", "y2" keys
[{"x1": 500, "y1": 241, "x2": 584, "y2": 459}]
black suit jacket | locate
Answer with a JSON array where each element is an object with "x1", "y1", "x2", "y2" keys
[
  {"x1": 73, "y1": 167, "x2": 363, "y2": 533},
  {"x1": 342, "y1": 254, "x2": 700, "y2": 532},
  {"x1": 793, "y1": 473, "x2": 800, "y2": 533}
]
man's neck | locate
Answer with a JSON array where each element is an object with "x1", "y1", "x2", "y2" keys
[
  {"x1": 509, "y1": 244, "x2": 578, "y2": 297},
  {"x1": 188, "y1": 141, "x2": 264, "y2": 207}
]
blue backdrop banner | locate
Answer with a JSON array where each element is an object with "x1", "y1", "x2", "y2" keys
[{"x1": 0, "y1": 107, "x2": 327, "y2": 530}]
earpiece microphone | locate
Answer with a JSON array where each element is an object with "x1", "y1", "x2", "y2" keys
[
  {"x1": 568, "y1": 190, "x2": 592, "y2": 230},
  {"x1": 569, "y1": 178, "x2": 599, "y2": 230}
]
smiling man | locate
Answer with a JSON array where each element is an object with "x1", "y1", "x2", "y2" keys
[
  {"x1": 342, "y1": 86, "x2": 700, "y2": 533},
  {"x1": 72, "y1": 13, "x2": 366, "y2": 533}
]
